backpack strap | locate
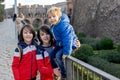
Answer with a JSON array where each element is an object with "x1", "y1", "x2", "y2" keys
[
  {"x1": 38, "y1": 45, "x2": 45, "y2": 58},
  {"x1": 17, "y1": 45, "x2": 23, "y2": 62}
]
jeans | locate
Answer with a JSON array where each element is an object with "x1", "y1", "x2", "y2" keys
[{"x1": 49, "y1": 47, "x2": 66, "y2": 78}]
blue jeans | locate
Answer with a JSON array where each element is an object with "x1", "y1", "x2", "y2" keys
[{"x1": 49, "y1": 47, "x2": 66, "y2": 78}]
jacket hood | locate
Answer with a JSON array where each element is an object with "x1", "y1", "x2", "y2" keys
[
  {"x1": 60, "y1": 13, "x2": 70, "y2": 23},
  {"x1": 18, "y1": 41, "x2": 26, "y2": 46}
]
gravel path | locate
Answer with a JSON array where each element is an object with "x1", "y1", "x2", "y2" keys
[{"x1": 0, "y1": 19, "x2": 18, "y2": 80}]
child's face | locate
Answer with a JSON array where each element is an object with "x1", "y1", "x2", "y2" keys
[
  {"x1": 39, "y1": 30, "x2": 51, "y2": 46},
  {"x1": 23, "y1": 28, "x2": 33, "y2": 44},
  {"x1": 47, "y1": 13, "x2": 59, "y2": 25}
]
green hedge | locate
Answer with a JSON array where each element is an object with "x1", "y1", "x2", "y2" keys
[
  {"x1": 80, "y1": 37, "x2": 99, "y2": 50},
  {"x1": 98, "y1": 37, "x2": 114, "y2": 50},
  {"x1": 72, "y1": 44, "x2": 94, "y2": 62},
  {"x1": 116, "y1": 44, "x2": 120, "y2": 52},
  {"x1": 32, "y1": 18, "x2": 43, "y2": 31},
  {"x1": 76, "y1": 32, "x2": 86, "y2": 39},
  {"x1": 76, "y1": 34, "x2": 114, "y2": 50},
  {"x1": 88, "y1": 50, "x2": 120, "y2": 78}
]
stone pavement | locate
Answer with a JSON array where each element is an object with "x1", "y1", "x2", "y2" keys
[{"x1": 0, "y1": 19, "x2": 17, "y2": 80}]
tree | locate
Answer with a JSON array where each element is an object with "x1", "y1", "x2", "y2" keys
[{"x1": 0, "y1": 0, "x2": 4, "y2": 21}]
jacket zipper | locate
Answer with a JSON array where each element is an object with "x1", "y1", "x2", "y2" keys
[{"x1": 30, "y1": 46, "x2": 33, "y2": 79}]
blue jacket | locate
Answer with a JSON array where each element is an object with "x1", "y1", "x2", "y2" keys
[{"x1": 50, "y1": 13, "x2": 78, "y2": 55}]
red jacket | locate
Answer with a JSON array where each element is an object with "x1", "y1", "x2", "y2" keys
[
  {"x1": 12, "y1": 42, "x2": 37, "y2": 80},
  {"x1": 36, "y1": 45, "x2": 54, "y2": 80}
]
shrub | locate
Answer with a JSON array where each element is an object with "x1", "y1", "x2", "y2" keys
[
  {"x1": 79, "y1": 37, "x2": 99, "y2": 50},
  {"x1": 96, "y1": 50, "x2": 120, "y2": 63},
  {"x1": 76, "y1": 32, "x2": 86, "y2": 40},
  {"x1": 72, "y1": 44, "x2": 94, "y2": 62},
  {"x1": 0, "y1": 4, "x2": 4, "y2": 22},
  {"x1": 98, "y1": 37, "x2": 114, "y2": 50},
  {"x1": 116, "y1": 44, "x2": 120, "y2": 52},
  {"x1": 32, "y1": 18, "x2": 43, "y2": 31},
  {"x1": 88, "y1": 50, "x2": 120, "y2": 78}
]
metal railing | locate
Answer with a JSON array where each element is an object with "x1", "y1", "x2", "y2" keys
[{"x1": 65, "y1": 56, "x2": 120, "y2": 80}]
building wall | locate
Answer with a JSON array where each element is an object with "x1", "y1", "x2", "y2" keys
[
  {"x1": 5, "y1": 2, "x2": 67, "y2": 19},
  {"x1": 73, "y1": 0, "x2": 120, "y2": 43}
]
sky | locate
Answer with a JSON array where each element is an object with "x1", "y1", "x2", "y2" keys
[{"x1": 2, "y1": 0, "x2": 66, "y2": 9}]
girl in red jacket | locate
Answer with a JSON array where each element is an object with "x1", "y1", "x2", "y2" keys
[
  {"x1": 36, "y1": 25, "x2": 61, "y2": 80},
  {"x1": 12, "y1": 24, "x2": 37, "y2": 80}
]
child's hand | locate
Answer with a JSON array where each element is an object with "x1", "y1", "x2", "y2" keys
[
  {"x1": 54, "y1": 68, "x2": 61, "y2": 77},
  {"x1": 62, "y1": 54, "x2": 67, "y2": 59},
  {"x1": 76, "y1": 39, "x2": 81, "y2": 48}
]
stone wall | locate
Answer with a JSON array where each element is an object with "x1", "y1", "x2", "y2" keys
[{"x1": 72, "y1": 0, "x2": 120, "y2": 43}]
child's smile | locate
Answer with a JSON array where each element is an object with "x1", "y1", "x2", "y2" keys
[{"x1": 40, "y1": 31, "x2": 51, "y2": 46}]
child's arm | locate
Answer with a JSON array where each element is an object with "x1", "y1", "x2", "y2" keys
[
  {"x1": 62, "y1": 40, "x2": 80, "y2": 59},
  {"x1": 62, "y1": 54, "x2": 67, "y2": 59},
  {"x1": 12, "y1": 48, "x2": 21, "y2": 80},
  {"x1": 76, "y1": 39, "x2": 81, "y2": 50},
  {"x1": 59, "y1": 24, "x2": 74, "y2": 55}
]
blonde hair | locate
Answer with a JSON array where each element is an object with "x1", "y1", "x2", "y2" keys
[{"x1": 47, "y1": 6, "x2": 62, "y2": 19}]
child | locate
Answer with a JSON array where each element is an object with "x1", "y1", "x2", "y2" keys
[
  {"x1": 47, "y1": 6, "x2": 79, "y2": 80},
  {"x1": 12, "y1": 24, "x2": 37, "y2": 80},
  {"x1": 36, "y1": 25, "x2": 61, "y2": 80}
]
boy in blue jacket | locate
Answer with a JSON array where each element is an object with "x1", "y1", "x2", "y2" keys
[{"x1": 47, "y1": 6, "x2": 80, "y2": 80}]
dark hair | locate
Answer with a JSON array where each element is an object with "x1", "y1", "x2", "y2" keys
[
  {"x1": 37, "y1": 25, "x2": 53, "y2": 45},
  {"x1": 19, "y1": 24, "x2": 36, "y2": 41}
]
